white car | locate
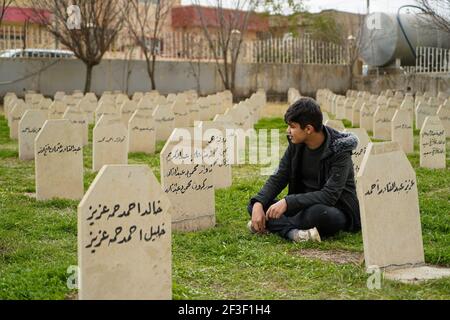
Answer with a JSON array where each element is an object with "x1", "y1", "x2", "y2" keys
[{"x1": 0, "y1": 49, "x2": 75, "y2": 59}]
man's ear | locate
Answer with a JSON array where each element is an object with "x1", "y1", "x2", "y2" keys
[{"x1": 305, "y1": 124, "x2": 315, "y2": 133}]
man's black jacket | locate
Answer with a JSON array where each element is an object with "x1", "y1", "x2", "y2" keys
[{"x1": 250, "y1": 125, "x2": 361, "y2": 233}]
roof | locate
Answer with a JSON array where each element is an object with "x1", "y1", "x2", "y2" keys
[
  {"x1": 171, "y1": 5, "x2": 269, "y2": 32},
  {"x1": 1, "y1": 6, "x2": 51, "y2": 24}
]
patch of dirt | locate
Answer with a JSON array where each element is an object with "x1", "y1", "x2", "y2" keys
[
  {"x1": 24, "y1": 192, "x2": 36, "y2": 198},
  {"x1": 65, "y1": 292, "x2": 78, "y2": 300},
  {"x1": 294, "y1": 248, "x2": 364, "y2": 266}
]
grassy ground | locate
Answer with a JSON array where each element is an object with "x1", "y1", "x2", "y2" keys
[{"x1": 0, "y1": 106, "x2": 449, "y2": 300}]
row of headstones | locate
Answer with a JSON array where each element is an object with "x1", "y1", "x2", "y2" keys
[
  {"x1": 3, "y1": 89, "x2": 228, "y2": 154},
  {"x1": 5, "y1": 88, "x2": 267, "y2": 213},
  {"x1": 4, "y1": 89, "x2": 266, "y2": 167},
  {"x1": 317, "y1": 89, "x2": 447, "y2": 169},
  {"x1": 17, "y1": 89, "x2": 267, "y2": 299},
  {"x1": 3, "y1": 89, "x2": 233, "y2": 144},
  {"x1": 319, "y1": 89, "x2": 450, "y2": 282}
]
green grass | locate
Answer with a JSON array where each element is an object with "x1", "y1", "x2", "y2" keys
[{"x1": 0, "y1": 111, "x2": 449, "y2": 300}]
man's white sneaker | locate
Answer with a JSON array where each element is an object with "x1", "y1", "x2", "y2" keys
[
  {"x1": 292, "y1": 227, "x2": 322, "y2": 243},
  {"x1": 247, "y1": 221, "x2": 257, "y2": 234}
]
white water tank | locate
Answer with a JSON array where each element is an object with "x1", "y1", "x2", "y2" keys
[{"x1": 360, "y1": 12, "x2": 450, "y2": 67}]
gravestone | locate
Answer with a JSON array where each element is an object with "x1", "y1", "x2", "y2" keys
[
  {"x1": 373, "y1": 107, "x2": 395, "y2": 140},
  {"x1": 132, "y1": 92, "x2": 144, "y2": 101},
  {"x1": 120, "y1": 100, "x2": 138, "y2": 127},
  {"x1": 95, "y1": 102, "x2": 119, "y2": 123},
  {"x1": 78, "y1": 165, "x2": 171, "y2": 300},
  {"x1": 198, "y1": 121, "x2": 232, "y2": 189},
  {"x1": 324, "y1": 120, "x2": 345, "y2": 132},
  {"x1": 420, "y1": 116, "x2": 446, "y2": 169},
  {"x1": 128, "y1": 109, "x2": 156, "y2": 154},
  {"x1": 351, "y1": 98, "x2": 365, "y2": 127},
  {"x1": 335, "y1": 96, "x2": 346, "y2": 120},
  {"x1": 63, "y1": 107, "x2": 89, "y2": 146},
  {"x1": 35, "y1": 120, "x2": 84, "y2": 200},
  {"x1": 153, "y1": 104, "x2": 175, "y2": 142},
  {"x1": 137, "y1": 96, "x2": 156, "y2": 115},
  {"x1": 48, "y1": 101, "x2": 68, "y2": 120},
  {"x1": 437, "y1": 104, "x2": 450, "y2": 138},
  {"x1": 344, "y1": 97, "x2": 355, "y2": 120},
  {"x1": 188, "y1": 101, "x2": 200, "y2": 126},
  {"x1": 18, "y1": 110, "x2": 47, "y2": 160},
  {"x1": 54, "y1": 91, "x2": 66, "y2": 101},
  {"x1": 38, "y1": 98, "x2": 52, "y2": 111},
  {"x1": 171, "y1": 96, "x2": 190, "y2": 128},
  {"x1": 346, "y1": 128, "x2": 370, "y2": 175},
  {"x1": 79, "y1": 98, "x2": 97, "y2": 124},
  {"x1": 226, "y1": 104, "x2": 253, "y2": 130},
  {"x1": 415, "y1": 102, "x2": 436, "y2": 130},
  {"x1": 357, "y1": 142, "x2": 424, "y2": 270},
  {"x1": 160, "y1": 128, "x2": 215, "y2": 232},
  {"x1": 93, "y1": 116, "x2": 129, "y2": 172},
  {"x1": 197, "y1": 97, "x2": 211, "y2": 121},
  {"x1": 9, "y1": 100, "x2": 28, "y2": 140},
  {"x1": 392, "y1": 110, "x2": 414, "y2": 154}
]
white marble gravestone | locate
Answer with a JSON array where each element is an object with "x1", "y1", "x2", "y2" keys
[
  {"x1": 35, "y1": 120, "x2": 84, "y2": 200},
  {"x1": 346, "y1": 128, "x2": 370, "y2": 175},
  {"x1": 8, "y1": 100, "x2": 28, "y2": 140},
  {"x1": 95, "y1": 102, "x2": 119, "y2": 124},
  {"x1": 63, "y1": 107, "x2": 89, "y2": 146},
  {"x1": 373, "y1": 107, "x2": 395, "y2": 141},
  {"x1": 171, "y1": 96, "x2": 190, "y2": 128},
  {"x1": 324, "y1": 120, "x2": 345, "y2": 132},
  {"x1": 120, "y1": 100, "x2": 138, "y2": 127},
  {"x1": 78, "y1": 165, "x2": 171, "y2": 300},
  {"x1": 160, "y1": 128, "x2": 215, "y2": 232},
  {"x1": 153, "y1": 104, "x2": 175, "y2": 142},
  {"x1": 415, "y1": 102, "x2": 436, "y2": 130},
  {"x1": 392, "y1": 110, "x2": 414, "y2": 154},
  {"x1": 437, "y1": 104, "x2": 450, "y2": 138},
  {"x1": 420, "y1": 116, "x2": 446, "y2": 169},
  {"x1": 128, "y1": 109, "x2": 156, "y2": 154},
  {"x1": 93, "y1": 116, "x2": 129, "y2": 171},
  {"x1": 18, "y1": 110, "x2": 48, "y2": 160},
  {"x1": 198, "y1": 121, "x2": 232, "y2": 189},
  {"x1": 357, "y1": 142, "x2": 425, "y2": 270},
  {"x1": 48, "y1": 101, "x2": 68, "y2": 120}
]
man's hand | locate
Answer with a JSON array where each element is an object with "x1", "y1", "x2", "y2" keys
[
  {"x1": 266, "y1": 199, "x2": 287, "y2": 220},
  {"x1": 251, "y1": 202, "x2": 267, "y2": 234}
]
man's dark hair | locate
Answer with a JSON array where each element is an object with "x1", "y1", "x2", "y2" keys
[{"x1": 284, "y1": 97, "x2": 323, "y2": 132}]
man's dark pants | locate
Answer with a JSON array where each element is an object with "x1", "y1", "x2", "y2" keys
[{"x1": 247, "y1": 200, "x2": 348, "y2": 239}]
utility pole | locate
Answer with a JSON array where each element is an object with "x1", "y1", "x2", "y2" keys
[{"x1": 367, "y1": 0, "x2": 370, "y2": 14}]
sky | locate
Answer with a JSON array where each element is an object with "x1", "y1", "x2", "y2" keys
[{"x1": 181, "y1": 0, "x2": 418, "y2": 14}]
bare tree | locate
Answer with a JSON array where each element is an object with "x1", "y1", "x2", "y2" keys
[
  {"x1": 28, "y1": 0, "x2": 129, "y2": 93},
  {"x1": 345, "y1": 13, "x2": 365, "y2": 90},
  {"x1": 192, "y1": 0, "x2": 258, "y2": 95},
  {"x1": 182, "y1": 33, "x2": 206, "y2": 95},
  {"x1": 0, "y1": 0, "x2": 14, "y2": 27},
  {"x1": 125, "y1": 0, "x2": 175, "y2": 91},
  {"x1": 415, "y1": 0, "x2": 450, "y2": 33}
]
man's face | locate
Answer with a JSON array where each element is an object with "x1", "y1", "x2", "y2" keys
[{"x1": 287, "y1": 122, "x2": 309, "y2": 144}]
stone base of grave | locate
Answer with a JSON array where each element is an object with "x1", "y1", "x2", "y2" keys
[
  {"x1": 172, "y1": 215, "x2": 216, "y2": 232},
  {"x1": 384, "y1": 265, "x2": 450, "y2": 284}
]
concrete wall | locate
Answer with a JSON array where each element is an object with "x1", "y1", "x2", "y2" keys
[
  {"x1": 236, "y1": 63, "x2": 351, "y2": 100},
  {"x1": 0, "y1": 57, "x2": 351, "y2": 100},
  {"x1": 354, "y1": 73, "x2": 450, "y2": 95}
]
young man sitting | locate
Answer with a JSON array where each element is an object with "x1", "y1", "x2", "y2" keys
[{"x1": 247, "y1": 97, "x2": 361, "y2": 242}]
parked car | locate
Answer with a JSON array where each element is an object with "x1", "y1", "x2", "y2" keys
[{"x1": 0, "y1": 49, "x2": 75, "y2": 59}]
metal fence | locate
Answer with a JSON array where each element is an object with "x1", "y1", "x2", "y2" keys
[
  {"x1": 414, "y1": 46, "x2": 450, "y2": 73},
  {"x1": 0, "y1": 25, "x2": 349, "y2": 65}
]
